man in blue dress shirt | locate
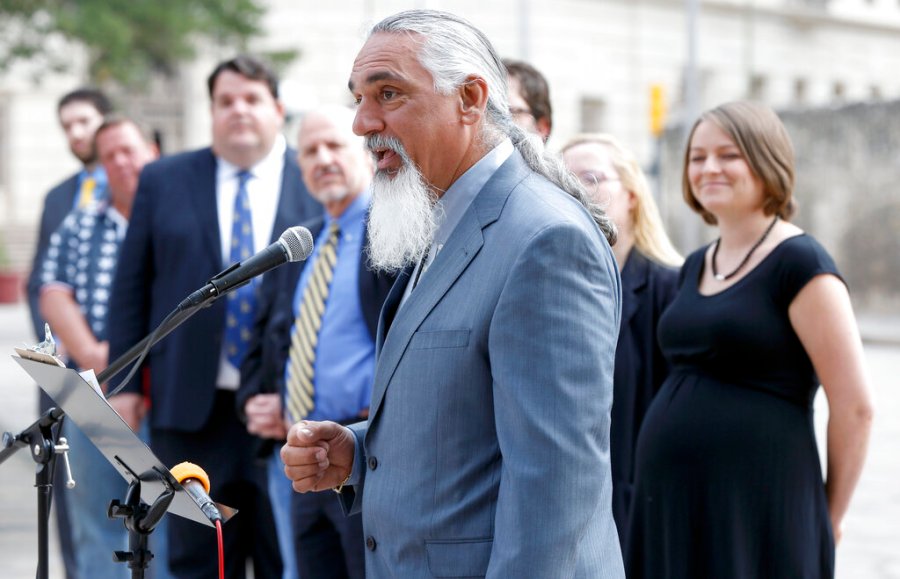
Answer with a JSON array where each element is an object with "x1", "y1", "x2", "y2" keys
[{"x1": 239, "y1": 105, "x2": 394, "y2": 579}]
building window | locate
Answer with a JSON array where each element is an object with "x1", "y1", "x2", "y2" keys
[
  {"x1": 832, "y1": 81, "x2": 846, "y2": 103},
  {"x1": 580, "y1": 96, "x2": 606, "y2": 133},
  {"x1": 795, "y1": 0, "x2": 831, "y2": 10},
  {"x1": 748, "y1": 74, "x2": 767, "y2": 101},
  {"x1": 793, "y1": 78, "x2": 808, "y2": 105}
]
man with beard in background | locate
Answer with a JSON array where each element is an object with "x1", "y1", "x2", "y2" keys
[
  {"x1": 28, "y1": 89, "x2": 115, "y2": 341},
  {"x1": 239, "y1": 105, "x2": 393, "y2": 579},
  {"x1": 282, "y1": 9, "x2": 625, "y2": 578}
]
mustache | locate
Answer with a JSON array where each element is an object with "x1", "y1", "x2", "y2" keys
[
  {"x1": 314, "y1": 165, "x2": 342, "y2": 179},
  {"x1": 365, "y1": 135, "x2": 414, "y2": 166},
  {"x1": 365, "y1": 134, "x2": 403, "y2": 153}
]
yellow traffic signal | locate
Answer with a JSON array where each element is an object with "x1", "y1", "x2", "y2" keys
[{"x1": 650, "y1": 84, "x2": 666, "y2": 137}]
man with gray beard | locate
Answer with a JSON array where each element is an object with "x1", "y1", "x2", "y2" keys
[{"x1": 282, "y1": 9, "x2": 625, "y2": 578}]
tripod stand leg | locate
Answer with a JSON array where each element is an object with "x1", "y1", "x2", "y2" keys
[{"x1": 36, "y1": 462, "x2": 51, "y2": 579}]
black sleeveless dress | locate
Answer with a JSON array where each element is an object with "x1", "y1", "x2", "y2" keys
[{"x1": 626, "y1": 234, "x2": 839, "y2": 579}]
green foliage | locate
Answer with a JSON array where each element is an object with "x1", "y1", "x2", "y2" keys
[{"x1": 0, "y1": 0, "x2": 271, "y2": 86}]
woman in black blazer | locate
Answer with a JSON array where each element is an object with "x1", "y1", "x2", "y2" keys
[{"x1": 562, "y1": 134, "x2": 682, "y2": 548}]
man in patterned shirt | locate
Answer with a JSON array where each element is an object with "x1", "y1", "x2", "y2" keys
[{"x1": 39, "y1": 115, "x2": 159, "y2": 579}]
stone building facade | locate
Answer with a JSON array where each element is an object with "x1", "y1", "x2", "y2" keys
[{"x1": 1, "y1": 0, "x2": 898, "y2": 309}]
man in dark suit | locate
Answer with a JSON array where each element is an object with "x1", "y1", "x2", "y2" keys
[
  {"x1": 239, "y1": 105, "x2": 392, "y2": 579},
  {"x1": 25, "y1": 87, "x2": 113, "y2": 579},
  {"x1": 107, "y1": 55, "x2": 321, "y2": 579}
]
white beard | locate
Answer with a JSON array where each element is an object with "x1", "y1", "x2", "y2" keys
[
  {"x1": 366, "y1": 137, "x2": 437, "y2": 274},
  {"x1": 309, "y1": 166, "x2": 351, "y2": 206},
  {"x1": 311, "y1": 185, "x2": 349, "y2": 206}
]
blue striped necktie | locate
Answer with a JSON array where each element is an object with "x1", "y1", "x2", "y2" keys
[{"x1": 224, "y1": 169, "x2": 257, "y2": 368}]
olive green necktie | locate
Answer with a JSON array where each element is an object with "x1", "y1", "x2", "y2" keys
[{"x1": 286, "y1": 222, "x2": 340, "y2": 422}]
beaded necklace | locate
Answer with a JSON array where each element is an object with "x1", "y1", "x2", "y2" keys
[{"x1": 711, "y1": 215, "x2": 779, "y2": 281}]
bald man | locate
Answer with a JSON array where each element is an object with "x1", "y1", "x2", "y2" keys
[{"x1": 238, "y1": 105, "x2": 394, "y2": 579}]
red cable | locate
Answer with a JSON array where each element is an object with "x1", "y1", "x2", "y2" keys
[{"x1": 216, "y1": 519, "x2": 225, "y2": 579}]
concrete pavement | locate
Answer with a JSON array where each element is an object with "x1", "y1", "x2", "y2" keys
[{"x1": 1, "y1": 301, "x2": 898, "y2": 577}]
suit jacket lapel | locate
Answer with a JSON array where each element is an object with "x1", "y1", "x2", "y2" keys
[
  {"x1": 187, "y1": 149, "x2": 223, "y2": 268},
  {"x1": 272, "y1": 150, "x2": 305, "y2": 242},
  {"x1": 375, "y1": 266, "x2": 412, "y2": 354},
  {"x1": 621, "y1": 250, "x2": 649, "y2": 326},
  {"x1": 368, "y1": 151, "x2": 530, "y2": 422}
]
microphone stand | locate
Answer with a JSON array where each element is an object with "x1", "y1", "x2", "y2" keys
[
  {"x1": 98, "y1": 300, "x2": 206, "y2": 388},
  {"x1": 94, "y1": 281, "x2": 237, "y2": 577},
  {"x1": 1, "y1": 407, "x2": 72, "y2": 579},
  {"x1": 0, "y1": 271, "x2": 241, "y2": 579},
  {"x1": 99, "y1": 269, "x2": 247, "y2": 389},
  {"x1": 101, "y1": 224, "x2": 311, "y2": 388}
]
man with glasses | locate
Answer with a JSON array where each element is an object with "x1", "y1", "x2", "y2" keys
[{"x1": 504, "y1": 58, "x2": 553, "y2": 142}]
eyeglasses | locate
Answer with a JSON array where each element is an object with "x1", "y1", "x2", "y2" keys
[
  {"x1": 509, "y1": 106, "x2": 534, "y2": 120},
  {"x1": 576, "y1": 171, "x2": 620, "y2": 188}
]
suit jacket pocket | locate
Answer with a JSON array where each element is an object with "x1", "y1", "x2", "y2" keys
[
  {"x1": 425, "y1": 538, "x2": 492, "y2": 578},
  {"x1": 408, "y1": 329, "x2": 470, "y2": 350}
]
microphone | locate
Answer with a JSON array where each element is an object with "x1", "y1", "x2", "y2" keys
[
  {"x1": 170, "y1": 461, "x2": 222, "y2": 523},
  {"x1": 178, "y1": 226, "x2": 314, "y2": 311}
]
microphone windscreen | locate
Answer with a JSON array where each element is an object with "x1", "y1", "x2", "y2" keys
[
  {"x1": 170, "y1": 461, "x2": 211, "y2": 492},
  {"x1": 281, "y1": 226, "x2": 315, "y2": 262}
]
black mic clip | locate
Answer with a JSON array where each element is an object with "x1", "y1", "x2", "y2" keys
[
  {"x1": 177, "y1": 262, "x2": 248, "y2": 312},
  {"x1": 208, "y1": 263, "x2": 250, "y2": 293}
]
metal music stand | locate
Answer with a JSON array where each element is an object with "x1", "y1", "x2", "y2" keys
[{"x1": 5, "y1": 355, "x2": 237, "y2": 579}]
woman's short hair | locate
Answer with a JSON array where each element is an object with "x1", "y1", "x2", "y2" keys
[{"x1": 682, "y1": 100, "x2": 796, "y2": 225}]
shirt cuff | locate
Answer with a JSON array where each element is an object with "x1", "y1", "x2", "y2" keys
[
  {"x1": 39, "y1": 281, "x2": 74, "y2": 295},
  {"x1": 346, "y1": 423, "x2": 366, "y2": 486}
]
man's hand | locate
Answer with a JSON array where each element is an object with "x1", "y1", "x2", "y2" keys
[
  {"x1": 109, "y1": 392, "x2": 146, "y2": 432},
  {"x1": 282, "y1": 421, "x2": 355, "y2": 493},
  {"x1": 80, "y1": 340, "x2": 109, "y2": 376},
  {"x1": 244, "y1": 394, "x2": 288, "y2": 440}
]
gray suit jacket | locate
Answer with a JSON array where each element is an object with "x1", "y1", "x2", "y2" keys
[{"x1": 345, "y1": 151, "x2": 625, "y2": 578}]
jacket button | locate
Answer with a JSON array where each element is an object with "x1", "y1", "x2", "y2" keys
[
  {"x1": 368, "y1": 456, "x2": 378, "y2": 470},
  {"x1": 365, "y1": 536, "x2": 377, "y2": 551}
]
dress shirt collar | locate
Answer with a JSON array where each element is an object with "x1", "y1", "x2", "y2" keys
[
  {"x1": 80, "y1": 165, "x2": 107, "y2": 187},
  {"x1": 105, "y1": 205, "x2": 129, "y2": 239},
  {"x1": 324, "y1": 188, "x2": 372, "y2": 235},
  {"x1": 432, "y1": 138, "x2": 514, "y2": 250},
  {"x1": 399, "y1": 139, "x2": 513, "y2": 308},
  {"x1": 216, "y1": 133, "x2": 287, "y2": 183}
]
